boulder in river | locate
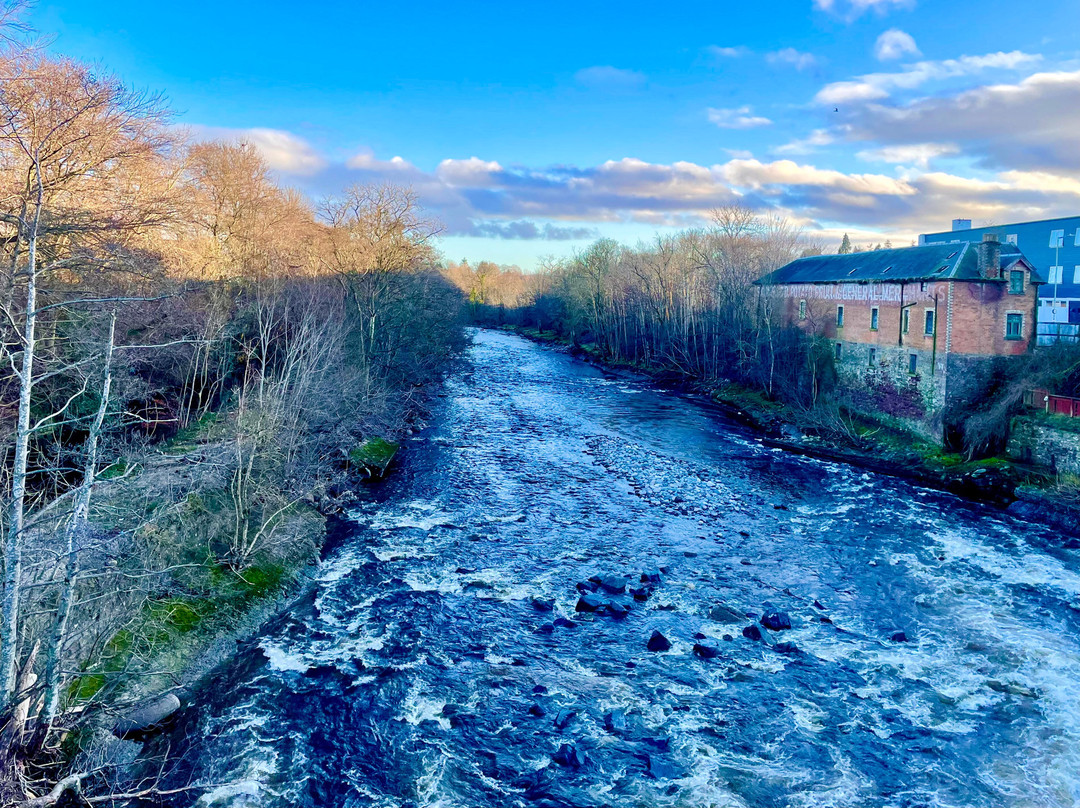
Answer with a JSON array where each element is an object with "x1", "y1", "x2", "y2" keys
[
  {"x1": 576, "y1": 593, "x2": 604, "y2": 612},
  {"x1": 576, "y1": 580, "x2": 599, "y2": 594},
  {"x1": 742, "y1": 625, "x2": 763, "y2": 642},
  {"x1": 987, "y1": 680, "x2": 1039, "y2": 699},
  {"x1": 761, "y1": 610, "x2": 792, "y2": 631},
  {"x1": 647, "y1": 630, "x2": 672, "y2": 652},
  {"x1": 531, "y1": 597, "x2": 555, "y2": 612},
  {"x1": 552, "y1": 743, "x2": 584, "y2": 768},
  {"x1": 708, "y1": 604, "x2": 745, "y2": 624},
  {"x1": 528, "y1": 703, "x2": 546, "y2": 718},
  {"x1": 693, "y1": 642, "x2": 721, "y2": 659},
  {"x1": 591, "y1": 574, "x2": 629, "y2": 594},
  {"x1": 640, "y1": 570, "x2": 662, "y2": 584},
  {"x1": 553, "y1": 617, "x2": 578, "y2": 629},
  {"x1": 603, "y1": 710, "x2": 627, "y2": 734},
  {"x1": 645, "y1": 755, "x2": 679, "y2": 780},
  {"x1": 773, "y1": 642, "x2": 800, "y2": 654},
  {"x1": 554, "y1": 708, "x2": 577, "y2": 730},
  {"x1": 890, "y1": 631, "x2": 909, "y2": 642},
  {"x1": 112, "y1": 693, "x2": 181, "y2": 739}
]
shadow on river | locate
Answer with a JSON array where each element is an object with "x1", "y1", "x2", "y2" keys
[{"x1": 144, "y1": 328, "x2": 1080, "y2": 807}]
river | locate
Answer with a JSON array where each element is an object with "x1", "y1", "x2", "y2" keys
[{"x1": 151, "y1": 328, "x2": 1080, "y2": 807}]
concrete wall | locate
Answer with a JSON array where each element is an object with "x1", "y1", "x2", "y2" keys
[{"x1": 1008, "y1": 417, "x2": 1080, "y2": 476}]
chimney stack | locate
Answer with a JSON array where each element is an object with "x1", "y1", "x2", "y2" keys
[{"x1": 978, "y1": 233, "x2": 1001, "y2": 279}]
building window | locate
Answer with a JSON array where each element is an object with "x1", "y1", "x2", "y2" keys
[
  {"x1": 919, "y1": 282, "x2": 928, "y2": 292},
  {"x1": 1050, "y1": 229, "x2": 1065, "y2": 248},
  {"x1": 870, "y1": 307, "x2": 879, "y2": 330},
  {"x1": 1006, "y1": 234, "x2": 1018, "y2": 245},
  {"x1": 835, "y1": 342, "x2": 842, "y2": 360},
  {"x1": 1009, "y1": 270, "x2": 1025, "y2": 294},
  {"x1": 901, "y1": 308, "x2": 910, "y2": 334},
  {"x1": 1049, "y1": 266, "x2": 1065, "y2": 284},
  {"x1": 1074, "y1": 266, "x2": 1080, "y2": 285},
  {"x1": 1074, "y1": 231, "x2": 1080, "y2": 246},
  {"x1": 1005, "y1": 313, "x2": 1023, "y2": 340},
  {"x1": 924, "y1": 310, "x2": 935, "y2": 336},
  {"x1": 868, "y1": 347, "x2": 877, "y2": 367},
  {"x1": 798, "y1": 299, "x2": 807, "y2": 320},
  {"x1": 908, "y1": 354, "x2": 918, "y2": 375},
  {"x1": 836, "y1": 305, "x2": 844, "y2": 328}
]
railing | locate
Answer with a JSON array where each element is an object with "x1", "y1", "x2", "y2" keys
[
  {"x1": 1037, "y1": 323, "x2": 1080, "y2": 346},
  {"x1": 1026, "y1": 388, "x2": 1080, "y2": 417}
]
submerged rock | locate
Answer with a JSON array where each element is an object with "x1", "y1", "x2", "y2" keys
[
  {"x1": 553, "y1": 617, "x2": 578, "y2": 629},
  {"x1": 531, "y1": 597, "x2": 555, "y2": 612},
  {"x1": 708, "y1": 604, "x2": 745, "y2": 624},
  {"x1": 603, "y1": 710, "x2": 627, "y2": 734},
  {"x1": 761, "y1": 611, "x2": 792, "y2": 631},
  {"x1": 645, "y1": 755, "x2": 679, "y2": 780},
  {"x1": 693, "y1": 642, "x2": 721, "y2": 659},
  {"x1": 552, "y1": 743, "x2": 584, "y2": 768},
  {"x1": 987, "y1": 680, "x2": 1039, "y2": 699},
  {"x1": 742, "y1": 625, "x2": 763, "y2": 642},
  {"x1": 890, "y1": 631, "x2": 909, "y2": 642},
  {"x1": 528, "y1": 703, "x2": 546, "y2": 718},
  {"x1": 647, "y1": 631, "x2": 672, "y2": 652},
  {"x1": 773, "y1": 642, "x2": 800, "y2": 654},
  {"x1": 640, "y1": 570, "x2": 662, "y2": 584},
  {"x1": 554, "y1": 708, "x2": 578, "y2": 729},
  {"x1": 591, "y1": 574, "x2": 629, "y2": 594}
]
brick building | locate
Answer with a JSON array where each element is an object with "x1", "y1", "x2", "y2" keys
[{"x1": 756, "y1": 236, "x2": 1043, "y2": 441}]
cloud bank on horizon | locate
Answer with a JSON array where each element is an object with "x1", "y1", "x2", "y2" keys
[{"x1": 142, "y1": 0, "x2": 1080, "y2": 264}]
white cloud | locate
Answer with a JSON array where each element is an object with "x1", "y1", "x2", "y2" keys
[
  {"x1": 843, "y1": 69, "x2": 1080, "y2": 171},
  {"x1": 187, "y1": 126, "x2": 327, "y2": 175},
  {"x1": 707, "y1": 106, "x2": 773, "y2": 129},
  {"x1": 767, "y1": 48, "x2": 818, "y2": 71},
  {"x1": 874, "y1": 29, "x2": 920, "y2": 61},
  {"x1": 435, "y1": 157, "x2": 504, "y2": 186},
  {"x1": 346, "y1": 151, "x2": 414, "y2": 171},
  {"x1": 814, "y1": 0, "x2": 915, "y2": 20},
  {"x1": 816, "y1": 50, "x2": 1041, "y2": 105},
  {"x1": 574, "y1": 65, "x2": 646, "y2": 90},
  {"x1": 776, "y1": 129, "x2": 837, "y2": 155},
  {"x1": 706, "y1": 45, "x2": 746, "y2": 59},
  {"x1": 856, "y1": 143, "x2": 957, "y2": 168}
]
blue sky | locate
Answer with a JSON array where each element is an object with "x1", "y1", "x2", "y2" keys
[{"x1": 27, "y1": 0, "x2": 1080, "y2": 267}]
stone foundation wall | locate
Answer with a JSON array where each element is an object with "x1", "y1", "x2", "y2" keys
[
  {"x1": 1007, "y1": 417, "x2": 1080, "y2": 476},
  {"x1": 836, "y1": 342, "x2": 947, "y2": 440}
]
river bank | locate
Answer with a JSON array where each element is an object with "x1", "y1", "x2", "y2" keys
[{"x1": 496, "y1": 325, "x2": 1080, "y2": 539}]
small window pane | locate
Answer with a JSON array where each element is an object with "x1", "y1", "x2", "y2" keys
[
  {"x1": 1009, "y1": 270, "x2": 1024, "y2": 294},
  {"x1": 902, "y1": 309, "x2": 909, "y2": 333},
  {"x1": 837, "y1": 306, "x2": 844, "y2": 327},
  {"x1": 870, "y1": 308, "x2": 879, "y2": 330},
  {"x1": 798, "y1": 299, "x2": 807, "y2": 320},
  {"x1": 908, "y1": 354, "x2": 918, "y2": 374},
  {"x1": 1050, "y1": 229, "x2": 1065, "y2": 248},
  {"x1": 835, "y1": 342, "x2": 842, "y2": 360},
  {"x1": 924, "y1": 310, "x2": 935, "y2": 335},
  {"x1": 868, "y1": 347, "x2": 876, "y2": 367},
  {"x1": 1006, "y1": 313, "x2": 1023, "y2": 339}
]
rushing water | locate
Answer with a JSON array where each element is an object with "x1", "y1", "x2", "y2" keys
[{"x1": 152, "y1": 329, "x2": 1080, "y2": 808}]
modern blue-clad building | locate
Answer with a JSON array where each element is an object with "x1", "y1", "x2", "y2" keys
[{"x1": 920, "y1": 216, "x2": 1080, "y2": 343}]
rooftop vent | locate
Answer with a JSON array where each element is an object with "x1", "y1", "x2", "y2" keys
[{"x1": 952, "y1": 219, "x2": 972, "y2": 231}]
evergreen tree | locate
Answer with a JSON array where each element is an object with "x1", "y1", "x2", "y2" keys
[{"x1": 838, "y1": 233, "x2": 852, "y2": 254}]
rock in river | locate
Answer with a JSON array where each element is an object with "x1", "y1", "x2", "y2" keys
[
  {"x1": 552, "y1": 743, "x2": 584, "y2": 768},
  {"x1": 554, "y1": 708, "x2": 578, "y2": 730},
  {"x1": 647, "y1": 630, "x2": 672, "y2": 652},
  {"x1": 742, "y1": 624, "x2": 763, "y2": 642},
  {"x1": 761, "y1": 610, "x2": 792, "y2": 631},
  {"x1": 693, "y1": 642, "x2": 721, "y2": 659},
  {"x1": 709, "y1": 604, "x2": 745, "y2": 624},
  {"x1": 603, "y1": 710, "x2": 627, "y2": 734}
]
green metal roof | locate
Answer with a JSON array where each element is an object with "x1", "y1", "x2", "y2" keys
[{"x1": 756, "y1": 242, "x2": 1044, "y2": 286}]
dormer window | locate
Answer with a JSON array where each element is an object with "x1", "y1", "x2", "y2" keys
[{"x1": 1009, "y1": 270, "x2": 1025, "y2": 294}]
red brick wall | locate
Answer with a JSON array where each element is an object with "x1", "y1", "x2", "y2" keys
[{"x1": 772, "y1": 278, "x2": 1037, "y2": 356}]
